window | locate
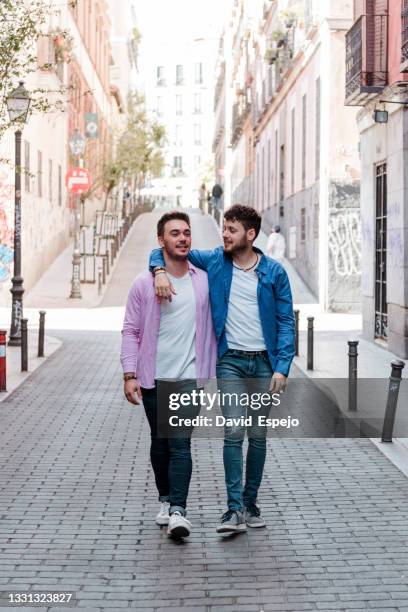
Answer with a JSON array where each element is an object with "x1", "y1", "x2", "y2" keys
[
  {"x1": 176, "y1": 64, "x2": 184, "y2": 85},
  {"x1": 291, "y1": 108, "x2": 295, "y2": 194},
  {"x1": 157, "y1": 96, "x2": 164, "y2": 116},
  {"x1": 194, "y1": 124, "x2": 201, "y2": 145},
  {"x1": 194, "y1": 155, "x2": 201, "y2": 167},
  {"x1": 274, "y1": 129, "x2": 278, "y2": 204},
  {"x1": 175, "y1": 94, "x2": 182, "y2": 115},
  {"x1": 37, "y1": 150, "x2": 42, "y2": 197},
  {"x1": 156, "y1": 65, "x2": 165, "y2": 86},
  {"x1": 194, "y1": 93, "x2": 202, "y2": 114},
  {"x1": 279, "y1": 144, "x2": 285, "y2": 203},
  {"x1": 49, "y1": 159, "x2": 53, "y2": 202},
  {"x1": 58, "y1": 164, "x2": 62, "y2": 206},
  {"x1": 175, "y1": 124, "x2": 182, "y2": 145},
  {"x1": 315, "y1": 77, "x2": 321, "y2": 181},
  {"x1": 267, "y1": 139, "x2": 271, "y2": 208},
  {"x1": 300, "y1": 207, "x2": 306, "y2": 242},
  {"x1": 173, "y1": 156, "x2": 182, "y2": 169},
  {"x1": 24, "y1": 141, "x2": 30, "y2": 192},
  {"x1": 195, "y1": 62, "x2": 203, "y2": 84},
  {"x1": 302, "y1": 94, "x2": 307, "y2": 189}
]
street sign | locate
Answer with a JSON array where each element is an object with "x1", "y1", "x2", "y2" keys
[
  {"x1": 69, "y1": 130, "x2": 85, "y2": 157},
  {"x1": 65, "y1": 167, "x2": 92, "y2": 193},
  {"x1": 85, "y1": 112, "x2": 99, "y2": 138}
]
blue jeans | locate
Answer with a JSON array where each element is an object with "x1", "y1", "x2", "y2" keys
[
  {"x1": 141, "y1": 380, "x2": 200, "y2": 516},
  {"x1": 216, "y1": 350, "x2": 273, "y2": 511}
]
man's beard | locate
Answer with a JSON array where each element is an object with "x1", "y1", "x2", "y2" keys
[{"x1": 224, "y1": 237, "x2": 249, "y2": 254}]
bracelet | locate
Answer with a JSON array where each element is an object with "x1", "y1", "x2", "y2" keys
[
  {"x1": 123, "y1": 373, "x2": 137, "y2": 382},
  {"x1": 153, "y1": 266, "x2": 166, "y2": 275},
  {"x1": 154, "y1": 270, "x2": 166, "y2": 276}
]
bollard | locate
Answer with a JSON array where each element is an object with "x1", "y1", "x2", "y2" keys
[
  {"x1": 307, "y1": 317, "x2": 314, "y2": 370},
  {"x1": 294, "y1": 309, "x2": 299, "y2": 357},
  {"x1": 347, "y1": 339, "x2": 359, "y2": 412},
  {"x1": 38, "y1": 311, "x2": 46, "y2": 358},
  {"x1": 381, "y1": 360, "x2": 406, "y2": 443},
  {"x1": 102, "y1": 257, "x2": 106, "y2": 285},
  {"x1": 21, "y1": 318, "x2": 28, "y2": 372},
  {"x1": 0, "y1": 330, "x2": 7, "y2": 391},
  {"x1": 105, "y1": 252, "x2": 110, "y2": 276},
  {"x1": 111, "y1": 242, "x2": 115, "y2": 265},
  {"x1": 98, "y1": 267, "x2": 102, "y2": 295}
]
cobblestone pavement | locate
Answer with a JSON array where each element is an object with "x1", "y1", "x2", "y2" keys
[
  {"x1": 0, "y1": 329, "x2": 408, "y2": 612},
  {"x1": 1, "y1": 211, "x2": 408, "y2": 611}
]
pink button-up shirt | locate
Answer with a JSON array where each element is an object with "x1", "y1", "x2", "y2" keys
[{"x1": 120, "y1": 264, "x2": 217, "y2": 389}]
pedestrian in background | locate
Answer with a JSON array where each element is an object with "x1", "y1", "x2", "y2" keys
[{"x1": 266, "y1": 225, "x2": 286, "y2": 262}]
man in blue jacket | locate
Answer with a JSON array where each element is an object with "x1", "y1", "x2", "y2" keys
[{"x1": 150, "y1": 205, "x2": 295, "y2": 533}]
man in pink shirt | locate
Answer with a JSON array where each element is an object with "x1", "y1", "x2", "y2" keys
[{"x1": 120, "y1": 211, "x2": 216, "y2": 538}]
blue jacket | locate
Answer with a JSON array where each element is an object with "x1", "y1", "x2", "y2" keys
[{"x1": 150, "y1": 246, "x2": 295, "y2": 377}]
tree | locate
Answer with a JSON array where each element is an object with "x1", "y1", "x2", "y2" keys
[
  {"x1": 0, "y1": 0, "x2": 67, "y2": 143},
  {"x1": 81, "y1": 93, "x2": 166, "y2": 211}
]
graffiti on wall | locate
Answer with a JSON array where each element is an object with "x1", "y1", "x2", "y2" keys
[
  {"x1": 0, "y1": 169, "x2": 15, "y2": 282},
  {"x1": 328, "y1": 209, "x2": 361, "y2": 277}
]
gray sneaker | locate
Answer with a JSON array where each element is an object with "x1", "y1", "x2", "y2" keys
[
  {"x1": 244, "y1": 504, "x2": 266, "y2": 528},
  {"x1": 216, "y1": 510, "x2": 247, "y2": 533}
]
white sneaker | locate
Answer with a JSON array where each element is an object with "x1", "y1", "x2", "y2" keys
[
  {"x1": 167, "y1": 511, "x2": 192, "y2": 538},
  {"x1": 155, "y1": 501, "x2": 170, "y2": 526}
]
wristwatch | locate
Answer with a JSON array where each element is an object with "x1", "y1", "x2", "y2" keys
[{"x1": 123, "y1": 373, "x2": 137, "y2": 382}]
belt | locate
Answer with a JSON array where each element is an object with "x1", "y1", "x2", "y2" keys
[{"x1": 227, "y1": 349, "x2": 268, "y2": 356}]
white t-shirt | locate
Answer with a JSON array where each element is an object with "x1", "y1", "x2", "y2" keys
[
  {"x1": 155, "y1": 272, "x2": 197, "y2": 380},
  {"x1": 225, "y1": 265, "x2": 266, "y2": 351},
  {"x1": 266, "y1": 233, "x2": 286, "y2": 260}
]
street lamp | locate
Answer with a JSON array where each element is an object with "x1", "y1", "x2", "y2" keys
[
  {"x1": 6, "y1": 81, "x2": 31, "y2": 346},
  {"x1": 68, "y1": 129, "x2": 85, "y2": 299}
]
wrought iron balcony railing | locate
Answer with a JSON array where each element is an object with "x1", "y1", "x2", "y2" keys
[
  {"x1": 402, "y1": 0, "x2": 408, "y2": 71},
  {"x1": 345, "y1": 13, "x2": 388, "y2": 106}
]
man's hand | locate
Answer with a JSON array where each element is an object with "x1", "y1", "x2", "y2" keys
[
  {"x1": 269, "y1": 372, "x2": 287, "y2": 394},
  {"x1": 154, "y1": 272, "x2": 177, "y2": 303},
  {"x1": 124, "y1": 379, "x2": 142, "y2": 405}
]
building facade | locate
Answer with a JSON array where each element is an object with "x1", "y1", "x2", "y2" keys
[
  {"x1": 345, "y1": 0, "x2": 408, "y2": 356},
  {"x1": 219, "y1": 0, "x2": 362, "y2": 312},
  {"x1": 142, "y1": 38, "x2": 217, "y2": 208}
]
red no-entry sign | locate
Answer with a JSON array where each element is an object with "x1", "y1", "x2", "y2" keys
[{"x1": 66, "y1": 167, "x2": 92, "y2": 193}]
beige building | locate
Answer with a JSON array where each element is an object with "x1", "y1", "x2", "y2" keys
[{"x1": 219, "y1": 0, "x2": 362, "y2": 312}]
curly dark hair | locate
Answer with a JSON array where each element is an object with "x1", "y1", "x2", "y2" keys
[
  {"x1": 157, "y1": 211, "x2": 190, "y2": 237},
  {"x1": 224, "y1": 205, "x2": 261, "y2": 239}
]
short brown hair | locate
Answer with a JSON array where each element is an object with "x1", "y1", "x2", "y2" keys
[
  {"x1": 224, "y1": 205, "x2": 261, "y2": 239},
  {"x1": 157, "y1": 211, "x2": 191, "y2": 237}
]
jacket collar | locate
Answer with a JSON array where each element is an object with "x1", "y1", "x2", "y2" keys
[{"x1": 224, "y1": 246, "x2": 267, "y2": 275}]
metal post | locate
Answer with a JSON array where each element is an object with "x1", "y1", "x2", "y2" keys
[
  {"x1": 307, "y1": 317, "x2": 314, "y2": 370},
  {"x1": 102, "y1": 257, "x2": 106, "y2": 285},
  {"x1": 9, "y1": 130, "x2": 25, "y2": 346},
  {"x1": 381, "y1": 360, "x2": 406, "y2": 443},
  {"x1": 347, "y1": 339, "x2": 358, "y2": 411},
  {"x1": 105, "y1": 252, "x2": 110, "y2": 276},
  {"x1": 38, "y1": 310, "x2": 46, "y2": 358},
  {"x1": 294, "y1": 309, "x2": 299, "y2": 357},
  {"x1": 98, "y1": 267, "x2": 102, "y2": 295},
  {"x1": 21, "y1": 318, "x2": 28, "y2": 372},
  {"x1": 69, "y1": 193, "x2": 82, "y2": 299},
  {"x1": 0, "y1": 330, "x2": 7, "y2": 391}
]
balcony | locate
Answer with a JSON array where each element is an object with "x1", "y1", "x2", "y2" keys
[
  {"x1": 345, "y1": 14, "x2": 388, "y2": 106},
  {"x1": 231, "y1": 91, "x2": 251, "y2": 146},
  {"x1": 402, "y1": 1, "x2": 408, "y2": 71}
]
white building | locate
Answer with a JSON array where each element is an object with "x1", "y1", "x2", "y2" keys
[{"x1": 141, "y1": 38, "x2": 217, "y2": 208}]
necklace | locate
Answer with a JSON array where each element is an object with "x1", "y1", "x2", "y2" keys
[{"x1": 232, "y1": 253, "x2": 259, "y2": 272}]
